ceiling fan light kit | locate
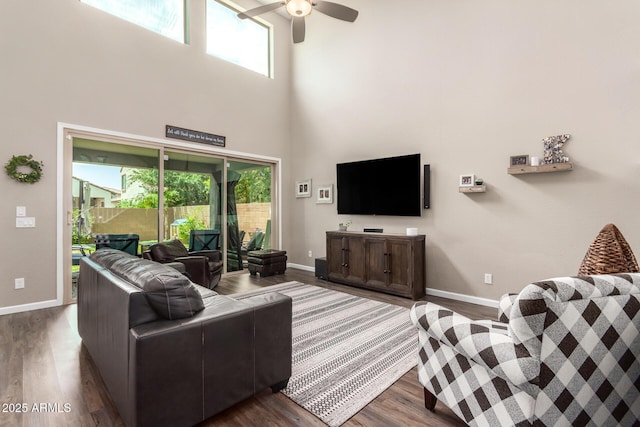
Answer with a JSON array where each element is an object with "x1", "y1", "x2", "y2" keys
[
  {"x1": 286, "y1": 0, "x2": 313, "y2": 17},
  {"x1": 238, "y1": 0, "x2": 358, "y2": 43}
]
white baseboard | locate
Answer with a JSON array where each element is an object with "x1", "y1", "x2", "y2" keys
[
  {"x1": 1, "y1": 270, "x2": 495, "y2": 315},
  {"x1": 287, "y1": 263, "x2": 314, "y2": 272},
  {"x1": 426, "y1": 288, "x2": 498, "y2": 308},
  {"x1": 0, "y1": 299, "x2": 61, "y2": 316},
  {"x1": 287, "y1": 263, "x2": 498, "y2": 308}
]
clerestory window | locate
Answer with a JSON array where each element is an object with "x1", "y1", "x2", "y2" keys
[
  {"x1": 206, "y1": 0, "x2": 272, "y2": 77},
  {"x1": 81, "y1": 0, "x2": 186, "y2": 43}
]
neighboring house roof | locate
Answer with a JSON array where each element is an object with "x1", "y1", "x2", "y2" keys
[{"x1": 72, "y1": 176, "x2": 121, "y2": 196}]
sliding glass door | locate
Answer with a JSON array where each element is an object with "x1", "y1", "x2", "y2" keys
[
  {"x1": 71, "y1": 139, "x2": 160, "y2": 298},
  {"x1": 226, "y1": 160, "x2": 273, "y2": 271},
  {"x1": 163, "y1": 151, "x2": 224, "y2": 249},
  {"x1": 66, "y1": 133, "x2": 278, "y2": 302}
]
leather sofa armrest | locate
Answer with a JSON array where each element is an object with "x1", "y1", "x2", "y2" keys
[
  {"x1": 189, "y1": 249, "x2": 222, "y2": 262},
  {"x1": 129, "y1": 296, "x2": 255, "y2": 426},
  {"x1": 174, "y1": 256, "x2": 209, "y2": 287},
  {"x1": 174, "y1": 255, "x2": 207, "y2": 266},
  {"x1": 239, "y1": 293, "x2": 292, "y2": 391},
  {"x1": 164, "y1": 261, "x2": 187, "y2": 274},
  {"x1": 129, "y1": 318, "x2": 204, "y2": 427},
  {"x1": 128, "y1": 294, "x2": 292, "y2": 426}
]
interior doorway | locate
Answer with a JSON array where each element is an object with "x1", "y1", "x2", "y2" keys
[{"x1": 62, "y1": 126, "x2": 279, "y2": 303}]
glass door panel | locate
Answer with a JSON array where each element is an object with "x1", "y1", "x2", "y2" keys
[
  {"x1": 68, "y1": 132, "x2": 278, "y2": 301},
  {"x1": 163, "y1": 151, "x2": 224, "y2": 251},
  {"x1": 226, "y1": 160, "x2": 272, "y2": 271},
  {"x1": 72, "y1": 138, "x2": 160, "y2": 299}
]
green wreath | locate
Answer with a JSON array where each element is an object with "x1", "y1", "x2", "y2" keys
[{"x1": 5, "y1": 154, "x2": 44, "y2": 184}]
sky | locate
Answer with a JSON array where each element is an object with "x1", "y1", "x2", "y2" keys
[{"x1": 73, "y1": 163, "x2": 122, "y2": 190}]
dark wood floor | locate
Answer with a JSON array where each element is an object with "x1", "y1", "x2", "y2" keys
[{"x1": 0, "y1": 269, "x2": 496, "y2": 426}]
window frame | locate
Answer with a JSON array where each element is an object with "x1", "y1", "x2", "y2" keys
[
  {"x1": 205, "y1": 0, "x2": 274, "y2": 78},
  {"x1": 80, "y1": 0, "x2": 188, "y2": 44}
]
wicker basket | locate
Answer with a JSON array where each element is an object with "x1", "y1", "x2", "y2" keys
[{"x1": 578, "y1": 223, "x2": 639, "y2": 275}]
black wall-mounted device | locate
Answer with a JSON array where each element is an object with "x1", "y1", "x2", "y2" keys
[{"x1": 424, "y1": 164, "x2": 431, "y2": 209}]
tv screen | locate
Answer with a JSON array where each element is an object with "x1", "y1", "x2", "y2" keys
[{"x1": 336, "y1": 154, "x2": 421, "y2": 216}]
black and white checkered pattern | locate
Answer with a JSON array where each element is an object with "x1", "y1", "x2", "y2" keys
[
  {"x1": 411, "y1": 273, "x2": 640, "y2": 426},
  {"x1": 498, "y1": 293, "x2": 518, "y2": 323}
]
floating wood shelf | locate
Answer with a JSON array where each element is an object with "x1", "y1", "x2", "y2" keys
[
  {"x1": 459, "y1": 185, "x2": 486, "y2": 193},
  {"x1": 508, "y1": 162, "x2": 573, "y2": 175}
]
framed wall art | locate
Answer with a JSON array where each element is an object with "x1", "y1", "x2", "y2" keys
[
  {"x1": 316, "y1": 184, "x2": 333, "y2": 204},
  {"x1": 296, "y1": 179, "x2": 312, "y2": 198},
  {"x1": 459, "y1": 174, "x2": 475, "y2": 187}
]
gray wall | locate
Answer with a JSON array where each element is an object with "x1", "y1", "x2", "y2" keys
[
  {"x1": 2, "y1": 0, "x2": 639, "y2": 311},
  {"x1": 0, "y1": 0, "x2": 291, "y2": 310},
  {"x1": 289, "y1": 0, "x2": 640, "y2": 300}
]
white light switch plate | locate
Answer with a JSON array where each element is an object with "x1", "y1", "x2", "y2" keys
[
  {"x1": 16, "y1": 206, "x2": 26, "y2": 217},
  {"x1": 16, "y1": 217, "x2": 36, "y2": 228}
]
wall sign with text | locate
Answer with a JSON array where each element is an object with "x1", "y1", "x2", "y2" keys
[{"x1": 166, "y1": 125, "x2": 226, "y2": 147}]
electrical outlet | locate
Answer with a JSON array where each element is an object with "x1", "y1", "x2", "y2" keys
[
  {"x1": 308, "y1": 250, "x2": 313, "y2": 258},
  {"x1": 15, "y1": 278, "x2": 25, "y2": 289},
  {"x1": 484, "y1": 273, "x2": 493, "y2": 285}
]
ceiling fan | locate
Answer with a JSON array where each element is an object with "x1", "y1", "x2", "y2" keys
[{"x1": 237, "y1": 0, "x2": 358, "y2": 44}]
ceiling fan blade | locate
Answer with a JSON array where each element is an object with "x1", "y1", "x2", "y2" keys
[
  {"x1": 292, "y1": 16, "x2": 306, "y2": 43},
  {"x1": 237, "y1": 2, "x2": 284, "y2": 19},
  {"x1": 313, "y1": 1, "x2": 358, "y2": 22}
]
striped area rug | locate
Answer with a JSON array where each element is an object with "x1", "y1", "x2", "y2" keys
[{"x1": 236, "y1": 281, "x2": 417, "y2": 426}]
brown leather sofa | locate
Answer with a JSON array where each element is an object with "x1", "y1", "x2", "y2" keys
[
  {"x1": 78, "y1": 248, "x2": 292, "y2": 427},
  {"x1": 142, "y1": 239, "x2": 223, "y2": 289}
]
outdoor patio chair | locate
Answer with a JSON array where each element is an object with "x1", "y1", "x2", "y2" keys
[
  {"x1": 188, "y1": 229, "x2": 221, "y2": 252},
  {"x1": 243, "y1": 230, "x2": 264, "y2": 254},
  {"x1": 95, "y1": 233, "x2": 140, "y2": 256}
]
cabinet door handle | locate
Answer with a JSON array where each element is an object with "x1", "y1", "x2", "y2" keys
[{"x1": 384, "y1": 253, "x2": 391, "y2": 274}]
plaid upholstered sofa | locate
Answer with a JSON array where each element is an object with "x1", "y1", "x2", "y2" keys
[{"x1": 410, "y1": 273, "x2": 640, "y2": 426}]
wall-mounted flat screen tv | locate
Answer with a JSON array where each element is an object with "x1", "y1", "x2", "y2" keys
[{"x1": 336, "y1": 154, "x2": 421, "y2": 216}]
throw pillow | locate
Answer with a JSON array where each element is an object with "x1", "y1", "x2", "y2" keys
[{"x1": 103, "y1": 253, "x2": 204, "y2": 320}]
